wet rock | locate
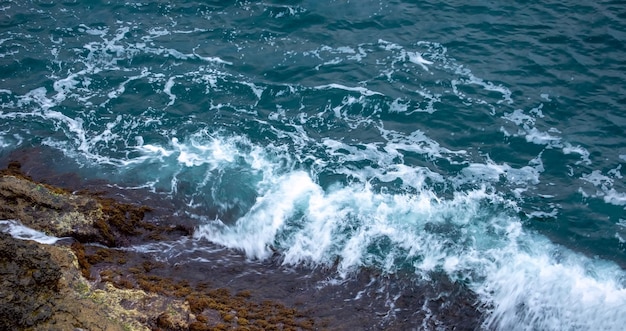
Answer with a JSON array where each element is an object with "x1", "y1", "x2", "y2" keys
[
  {"x1": 0, "y1": 161, "x2": 183, "y2": 246},
  {"x1": 0, "y1": 232, "x2": 123, "y2": 330},
  {"x1": 0, "y1": 232, "x2": 60, "y2": 329},
  {"x1": 0, "y1": 231, "x2": 198, "y2": 331}
]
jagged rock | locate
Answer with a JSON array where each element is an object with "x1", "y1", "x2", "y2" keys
[
  {"x1": 0, "y1": 232, "x2": 123, "y2": 330},
  {"x1": 0, "y1": 232, "x2": 196, "y2": 331},
  {"x1": 0, "y1": 232, "x2": 61, "y2": 329},
  {"x1": 0, "y1": 161, "x2": 160, "y2": 246},
  {"x1": 0, "y1": 174, "x2": 101, "y2": 239}
]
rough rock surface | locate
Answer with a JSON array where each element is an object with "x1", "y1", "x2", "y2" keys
[
  {"x1": 0, "y1": 231, "x2": 196, "y2": 331},
  {"x1": 0, "y1": 232, "x2": 122, "y2": 330},
  {"x1": 0, "y1": 161, "x2": 157, "y2": 246}
]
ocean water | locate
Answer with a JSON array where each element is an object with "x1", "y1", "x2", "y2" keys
[{"x1": 1, "y1": 1, "x2": 626, "y2": 329}]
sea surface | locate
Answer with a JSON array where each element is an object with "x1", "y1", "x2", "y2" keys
[{"x1": 1, "y1": 1, "x2": 626, "y2": 330}]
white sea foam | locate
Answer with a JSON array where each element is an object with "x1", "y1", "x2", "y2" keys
[
  {"x1": 502, "y1": 106, "x2": 593, "y2": 167},
  {"x1": 524, "y1": 127, "x2": 562, "y2": 145},
  {"x1": 200, "y1": 171, "x2": 320, "y2": 259},
  {"x1": 478, "y1": 234, "x2": 626, "y2": 331},
  {"x1": 604, "y1": 189, "x2": 626, "y2": 206},
  {"x1": 575, "y1": 168, "x2": 626, "y2": 207},
  {"x1": 380, "y1": 128, "x2": 465, "y2": 161},
  {"x1": 0, "y1": 130, "x2": 11, "y2": 148},
  {"x1": 458, "y1": 156, "x2": 543, "y2": 186},
  {"x1": 562, "y1": 143, "x2": 591, "y2": 165},
  {"x1": 105, "y1": 69, "x2": 151, "y2": 103},
  {"x1": 182, "y1": 134, "x2": 626, "y2": 331},
  {"x1": 0, "y1": 220, "x2": 64, "y2": 244},
  {"x1": 163, "y1": 76, "x2": 179, "y2": 106},
  {"x1": 266, "y1": 4, "x2": 307, "y2": 19},
  {"x1": 194, "y1": 165, "x2": 626, "y2": 330},
  {"x1": 314, "y1": 83, "x2": 382, "y2": 96},
  {"x1": 0, "y1": 22, "x2": 234, "y2": 168},
  {"x1": 407, "y1": 51, "x2": 433, "y2": 71}
]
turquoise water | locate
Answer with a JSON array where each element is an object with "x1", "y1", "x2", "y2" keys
[{"x1": 1, "y1": 1, "x2": 626, "y2": 329}]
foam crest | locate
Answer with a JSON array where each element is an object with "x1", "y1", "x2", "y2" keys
[
  {"x1": 197, "y1": 169, "x2": 499, "y2": 272},
  {"x1": 478, "y1": 234, "x2": 626, "y2": 331},
  {"x1": 195, "y1": 171, "x2": 320, "y2": 259},
  {"x1": 193, "y1": 162, "x2": 626, "y2": 330},
  {"x1": 314, "y1": 83, "x2": 382, "y2": 96}
]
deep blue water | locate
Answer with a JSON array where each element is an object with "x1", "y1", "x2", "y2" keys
[{"x1": 1, "y1": 1, "x2": 626, "y2": 330}]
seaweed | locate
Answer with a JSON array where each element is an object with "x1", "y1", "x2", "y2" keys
[{"x1": 71, "y1": 241, "x2": 92, "y2": 279}]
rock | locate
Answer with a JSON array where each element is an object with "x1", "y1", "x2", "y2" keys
[
  {"x1": 0, "y1": 161, "x2": 169, "y2": 247},
  {"x1": 0, "y1": 232, "x2": 60, "y2": 329},
  {"x1": 0, "y1": 232, "x2": 124, "y2": 330},
  {"x1": 0, "y1": 232, "x2": 197, "y2": 331},
  {"x1": 0, "y1": 174, "x2": 101, "y2": 239},
  {"x1": 0, "y1": 162, "x2": 195, "y2": 330}
]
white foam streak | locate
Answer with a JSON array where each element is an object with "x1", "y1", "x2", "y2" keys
[
  {"x1": 0, "y1": 220, "x2": 63, "y2": 244},
  {"x1": 195, "y1": 54, "x2": 233, "y2": 65},
  {"x1": 105, "y1": 69, "x2": 151, "y2": 103},
  {"x1": 525, "y1": 127, "x2": 561, "y2": 145},
  {"x1": 562, "y1": 143, "x2": 591, "y2": 165},
  {"x1": 164, "y1": 76, "x2": 178, "y2": 106},
  {"x1": 459, "y1": 156, "x2": 543, "y2": 186},
  {"x1": 173, "y1": 136, "x2": 235, "y2": 168},
  {"x1": 13, "y1": 87, "x2": 101, "y2": 159},
  {"x1": 580, "y1": 170, "x2": 626, "y2": 207},
  {"x1": 503, "y1": 107, "x2": 592, "y2": 166},
  {"x1": 314, "y1": 83, "x2": 382, "y2": 96},
  {"x1": 407, "y1": 51, "x2": 433, "y2": 71}
]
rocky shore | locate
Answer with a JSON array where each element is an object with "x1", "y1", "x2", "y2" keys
[
  {"x1": 0, "y1": 155, "x2": 484, "y2": 331},
  {"x1": 0, "y1": 161, "x2": 317, "y2": 331}
]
